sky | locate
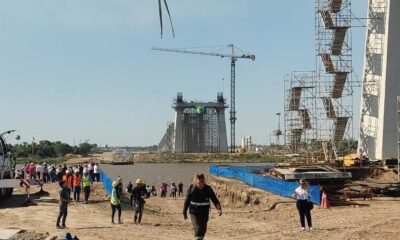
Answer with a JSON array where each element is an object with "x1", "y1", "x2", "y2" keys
[{"x1": 1, "y1": 0, "x2": 368, "y2": 146}]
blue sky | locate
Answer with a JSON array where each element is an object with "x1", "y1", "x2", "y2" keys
[{"x1": 1, "y1": 0, "x2": 367, "y2": 146}]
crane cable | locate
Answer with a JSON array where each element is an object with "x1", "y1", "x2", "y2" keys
[{"x1": 158, "y1": 0, "x2": 175, "y2": 38}]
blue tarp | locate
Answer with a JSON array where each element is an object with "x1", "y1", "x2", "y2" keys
[
  {"x1": 210, "y1": 165, "x2": 321, "y2": 205},
  {"x1": 100, "y1": 171, "x2": 113, "y2": 196}
]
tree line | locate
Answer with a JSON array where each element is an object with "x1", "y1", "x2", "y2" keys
[{"x1": 10, "y1": 141, "x2": 97, "y2": 159}]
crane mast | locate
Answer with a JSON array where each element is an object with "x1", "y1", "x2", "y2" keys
[{"x1": 152, "y1": 45, "x2": 255, "y2": 152}]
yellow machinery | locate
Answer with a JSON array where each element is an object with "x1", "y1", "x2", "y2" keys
[{"x1": 337, "y1": 153, "x2": 359, "y2": 167}]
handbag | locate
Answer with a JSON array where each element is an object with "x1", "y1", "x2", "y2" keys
[{"x1": 307, "y1": 200, "x2": 314, "y2": 210}]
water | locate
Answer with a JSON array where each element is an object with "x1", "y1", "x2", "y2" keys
[{"x1": 100, "y1": 163, "x2": 269, "y2": 189}]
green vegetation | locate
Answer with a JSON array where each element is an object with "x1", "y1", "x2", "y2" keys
[{"x1": 10, "y1": 140, "x2": 97, "y2": 164}]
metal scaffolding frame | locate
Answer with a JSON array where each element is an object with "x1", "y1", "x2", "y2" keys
[
  {"x1": 182, "y1": 107, "x2": 220, "y2": 153},
  {"x1": 284, "y1": 71, "x2": 319, "y2": 162},
  {"x1": 315, "y1": 0, "x2": 355, "y2": 162},
  {"x1": 158, "y1": 122, "x2": 175, "y2": 152}
]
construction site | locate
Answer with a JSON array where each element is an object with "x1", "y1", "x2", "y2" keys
[
  {"x1": 1, "y1": 1, "x2": 400, "y2": 240},
  {"x1": 155, "y1": 0, "x2": 400, "y2": 204}
]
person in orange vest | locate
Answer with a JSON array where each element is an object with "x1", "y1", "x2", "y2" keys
[
  {"x1": 73, "y1": 169, "x2": 81, "y2": 202},
  {"x1": 62, "y1": 169, "x2": 73, "y2": 193}
]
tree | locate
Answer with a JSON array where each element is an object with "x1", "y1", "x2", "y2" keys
[
  {"x1": 78, "y1": 142, "x2": 95, "y2": 157},
  {"x1": 54, "y1": 141, "x2": 73, "y2": 157}
]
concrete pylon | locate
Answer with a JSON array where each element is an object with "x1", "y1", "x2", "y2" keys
[
  {"x1": 172, "y1": 92, "x2": 228, "y2": 153},
  {"x1": 359, "y1": 0, "x2": 400, "y2": 161}
]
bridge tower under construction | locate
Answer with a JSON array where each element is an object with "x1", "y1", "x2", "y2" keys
[
  {"x1": 358, "y1": 0, "x2": 400, "y2": 162},
  {"x1": 158, "y1": 93, "x2": 228, "y2": 153}
]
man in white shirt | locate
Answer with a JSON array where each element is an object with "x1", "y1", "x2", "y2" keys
[
  {"x1": 36, "y1": 163, "x2": 44, "y2": 180},
  {"x1": 93, "y1": 164, "x2": 100, "y2": 182}
]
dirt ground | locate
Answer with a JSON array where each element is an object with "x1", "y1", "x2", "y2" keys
[{"x1": 0, "y1": 178, "x2": 399, "y2": 240}]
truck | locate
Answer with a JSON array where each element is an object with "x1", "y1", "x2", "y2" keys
[{"x1": 0, "y1": 130, "x2": 15, "y2": 200}]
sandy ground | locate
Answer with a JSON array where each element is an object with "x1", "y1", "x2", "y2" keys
[{"x1": 0, "y1": 179, "x2": 399, "y2": 240}]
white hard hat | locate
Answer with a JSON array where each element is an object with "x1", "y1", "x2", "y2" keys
[
  {"x1": 74, "y1": 168, "x2": 79, "y2": 173},
  {"x1": 66, "y1": 169, "x2": 71, "y2": 174},
  {"x1": 83, "y1": 168, "x2": 88, "y2": 174}
]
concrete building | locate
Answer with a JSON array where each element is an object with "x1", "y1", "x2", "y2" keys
[{"x1": 359, "y1": 0, "x2": 400, "y2": 161}]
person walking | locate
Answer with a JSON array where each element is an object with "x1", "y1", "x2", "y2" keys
[
  {"x1": 170, "y1": 182, "x2": 177, "y2": 199},
  {"x1": 183, "y1": 173, "x2": 222, "y2": 240},
  {"x1": 160, "y1": 182, "x2": 167, "y2": 198},
  {"x1": 150, "y1": 185, "x2": 157, "y2": 197},
  {"x1": 82, "y1": 169, "x2": 91, "y2": 204},
  {"x1": 110, "y1": 181, "x2": 122, "y2": 224},
  {"x1": 131, "y1": 179, "x2": 148, "y2": 224},
  {"x1": 292, "y1": 179, "x2": 314, "y2": 231},
  {"x1": 56, "y1": 180, "x2": 71, "y2": 229},
  {"x1": 178, "y1": 181, "x2": 184, "y2": 197},
  {"x1": 72, "y1": 169, "x2": 81, "y2": 202}
]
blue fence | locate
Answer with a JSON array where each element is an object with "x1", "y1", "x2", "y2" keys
[
  {"x1": 100, "y1": 171, "x2": 113, "y2": 196},
  {"x1": 210, "y1": 165, "x2": 321, "y2": 205}
]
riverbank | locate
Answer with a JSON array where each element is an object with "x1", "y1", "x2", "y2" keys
[{"x1": 1, "y1": 176, "x2": 399, "y2": 239}]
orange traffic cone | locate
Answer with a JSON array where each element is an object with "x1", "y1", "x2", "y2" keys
[{"x1": 321, "y1": 191, "x2": 329, "y2": 209}]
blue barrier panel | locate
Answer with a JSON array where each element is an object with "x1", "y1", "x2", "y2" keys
[
  {"x1": 100, "y1": 171, "x2": 113, "y2": 196},
  {"x1": 209, "y1": 165, "x2": 321, "y2": 205}
]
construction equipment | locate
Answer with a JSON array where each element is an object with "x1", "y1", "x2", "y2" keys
[
  {"x1": 152, "y1": 45, "x2": 255, "y2": 152},
  {"x1": 0, "y1": 130, "x2": 16, "y2": 200}
]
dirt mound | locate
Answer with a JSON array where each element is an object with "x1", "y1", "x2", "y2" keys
[
  {"x1": 10, "y1": 230, "x2": 49, "y2": 240},
  {"x1": 369, "y1": 169, "x2": 399, "y2": 183},
  {"x1": 207, "y1": 174, "x2": 290, "y2": 209}
]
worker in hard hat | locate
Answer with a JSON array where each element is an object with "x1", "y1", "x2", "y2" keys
[
  {"x1": 111, "y1": 181, "x2": 122, "y2": 224},
  {"x1": 82, "y1": 168, "x2": 91, "y2": 204},
  {"x1": 131, "y1": 178, "x2": 148, "y2": 224},
  {"x1": 72, "y1": 168, "x2": 81, "y2": 202},
  {"x1": 62, "y1": 169, "x2": 73, "y2": 193}
]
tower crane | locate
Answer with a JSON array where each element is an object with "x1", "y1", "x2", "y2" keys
[{"x1": 152, "y1": 44, "x2": 255, "y2": 152}]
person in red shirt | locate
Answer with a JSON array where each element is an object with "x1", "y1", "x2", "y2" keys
[{"x1": 27, "y1": 163, "x2": 36, "y2": 180}]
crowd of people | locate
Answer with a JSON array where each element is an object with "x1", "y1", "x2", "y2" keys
[
  {"x1": 15, "y1": 162, "x2": 101, "y2": 184},
  {"x1": 14, "y1": 162, "x2": 315, "y2": 239}
]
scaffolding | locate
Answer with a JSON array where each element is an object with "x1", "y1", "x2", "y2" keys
[
  {"x1": 172, "y1": 92, "x2": 228, "y2": 153},
  {"x1": 358, "y1": 0, "x2": 388, "y2": 156},
  {"x1": 315, "y1": 0, "x2": 355, "y2": 162},
  {"x1": 284, "y1": 71, "x2": 318, "y2": 162},
  {"x1": 158, "y1": 122, "x2": 174, "y2": 152},
  {"x1": 182, "y1": 107, "x2": 220, "y2": 153}
]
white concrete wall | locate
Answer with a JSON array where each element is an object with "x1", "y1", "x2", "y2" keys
[{"x1": 359, "y1": 0, "x2": 400, "y2": 160}]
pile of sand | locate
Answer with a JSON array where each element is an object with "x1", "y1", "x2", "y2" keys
[{"x1": 369, "y1": 169, "x2": 399, "y2": 183}]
